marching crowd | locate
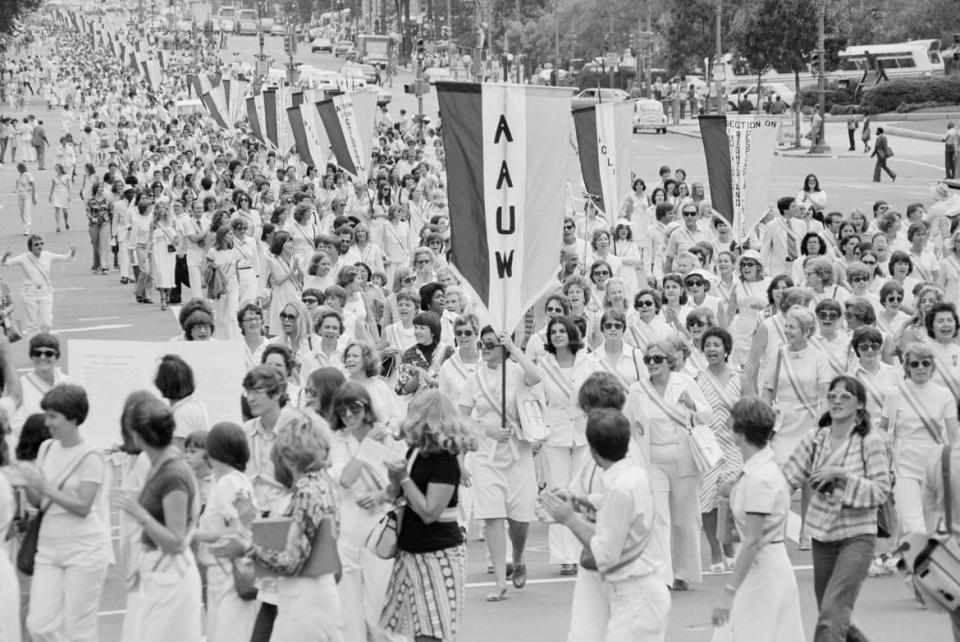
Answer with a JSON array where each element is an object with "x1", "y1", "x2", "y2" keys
[{"x1": 2, "y1": 7, "x2": 960, "y2": 642}]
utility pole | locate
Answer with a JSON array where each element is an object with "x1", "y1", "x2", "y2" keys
[
  {"x1": 255, "y1": 0, "x2": 266, "y2": 92},
  {"x1": 810, "y1": 0, "x2": 831, "y2": 153},
  {"x1": 714, "y1": 0, "x2": 722, "y2": 113},
  {"x1": 416, "y1": 38, "x2": 425, "y2": 134},
  {"x1": 644, "y1": 0, "x2": 652, "y2": 98}
]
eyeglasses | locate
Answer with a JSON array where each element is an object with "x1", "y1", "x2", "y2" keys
[
  {"x1": 850, "y1": 276, "x2": 868, "y2": 283},
  {"x1": 302, "y1": 297, "x2": 318, "y2": 305},
  {"x1": 336, "y1": 400, "x2": 366, "y2": 417},
  {"x1": 414, "y1": 259, "x2": 431, "y2": 266},
  {"x1": 546, "y1": 306, "x2": 564, "y2": 314},
  {"x1": 31, "y1": 349, "x2": 57, "y2": 358},
  {"x1": 687, "y1": 319, "x2": 708, "y2": 328},
  {"x1": 827, "y1": 391, "x2": 855, "y2": 404},
  {"x1": 909, "y1": 359, "x2": 933, "y2": 368},
  {"x1": 401, "y1": 275, "x2": 417, "y2": 284},
  {"x1": 602, "y1": 322, "x2": 624, "y2": 330},
  {"x1": 685, "y1": 279, "x2": 705, "y2": 287},
  {"x1": 279, "y1": 312, "x2": 298, "y2": 321},
  {"x1": 592, "y1": 270, "x2": 610, "y2": 277},
  {"x1": 480, "y1": 340, "x2": 500, "y2": 351},
  {"x1": 885, "y1": 296, "x2": 902, "y2": 303},
  {"x1": 857, "y1": 341, "x2": 881, "y2": 352},
  {"x1": 635, "y1": 299, "x2": 656, "y2": 308},
  {"x1": 454, "y1": 329, "x2": 475, "y2": 337},
  {"x1": 643, "y1": 354, "x2": 667, "y2": 365},
  {"x1": 682, "y1": 211, "x2": 698, "y2": 218},
  {"x1": 818, "y1": 311, "x2": 840, "y2": 320},
  {"x1": 741, "y1": 261, "x2": 759, "y2": 268}
]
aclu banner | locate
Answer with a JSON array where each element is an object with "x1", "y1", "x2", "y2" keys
[{"x1": 699, "y1": 115, "x2": 780, "y2": 243}]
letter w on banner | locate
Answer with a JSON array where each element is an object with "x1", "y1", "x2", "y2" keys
[
  {"x1": 572, "y1": 100, "x2": 633, "y2": 217},
  {"x1": 699, "y1": 115, "x2": 780, "y2": 243},
  {"x1": 438, "y1": 82, "x2": 574, "y2": 333}
]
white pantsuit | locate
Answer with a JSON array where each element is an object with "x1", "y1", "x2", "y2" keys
[{"x1": 542, "y1": 444, "x2": 590, "y2": 564}]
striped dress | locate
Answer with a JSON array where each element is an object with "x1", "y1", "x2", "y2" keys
[{"x1": 695, "y1": 367, "x2": 744, "y2": 512}]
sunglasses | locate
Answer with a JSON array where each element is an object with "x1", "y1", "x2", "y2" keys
[
  {"x1": 886, "y1": 296, "x2": 902, "y2": 303},
  {"x1": 687, "y1": 319, "x2": 708, "y2": 328},
  {"x1": 857, "y1": 341, "x2": 881, "y2": 352},
  {"x1": 741, "y1": 261, "x2": 759, "y2": 268},
  {"x1": 401, "y1": 275, "x2": 417, "y2": 283},
  {"x1": 909, "y1": 359, "x2": 933, "y2": 368},
  {"x1": 546, "y1": 306, "x2": 564, "y2": 314},
  {"x1": 336, "y1": 401, "x2": 366, "y2": 417},
  {"x1": 818, "y1": 311, "x2": 840, "y2": 320},
  {"x1": 279, "y1": 312, "x2": 298, "y2": 321},
  {"x1": 592, "y1": 270, "x2": 610, "y2": 277},
  {"x1": 643, "y1": 354, "x2": 667, "y2": 365},
  {"x1": 480, "y1": 340, "x2": 500, "y2": 351},
  {"x1": 635, "y1": 300, "x2": 656, "y2": 308},
  {"x1": 31, "y1": 349, "x2": 58, "y2": 358},
  {"x1": 827, "y1": 391, "x2": 855, "y2": 404},
  {"x1": 682, "y1": 211, "x2": 698, "y2": 218},
  {"x1": 685, "y1": 279, "x2": 705, "y2": 287},
  {"x1": 454, "y1": 329, "x2": 474, "y2": 337},
  {"x1": 850, "y1": 276, "x2": 868, "y2": 283},
  {"x1": 602, "y1": 322, "x2": 624, "y2": 330}
]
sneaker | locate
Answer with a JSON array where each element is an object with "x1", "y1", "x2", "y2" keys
[{"x1": 709, "y1": 562, "x2": 725, "y2": 573}]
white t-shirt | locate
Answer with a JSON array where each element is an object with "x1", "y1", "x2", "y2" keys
[{"x1": 39, "y1": 439, "x2": 106, "y2": 538}]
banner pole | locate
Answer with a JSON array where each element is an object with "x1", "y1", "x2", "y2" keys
[{"x1": 500, "y1": 346, "x2": 507, "y2": 431}]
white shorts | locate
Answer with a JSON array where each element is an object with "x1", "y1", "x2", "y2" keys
[{"x1": 470, "y1": 454, "x2": 537, "y2": 522}]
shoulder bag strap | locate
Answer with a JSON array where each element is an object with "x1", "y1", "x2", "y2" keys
[
  {"x1": 898, "y1": 381, "x2": 946, "y2": 445},
  {"x1": 944, "y1": 445, "x2": 953, "y2": 535},
  {"x1": 777, "y1": 348, "x2": 818, "y2": 417},
  {"x1": 26, "y1": 253, "x2": 52, "y2": 289},
  {"x1": 636, "y1": 377, "x2": 689, "y2": 428},
  {"x1": 40, "y1": 446, "x2": 101, "y2": 515}
]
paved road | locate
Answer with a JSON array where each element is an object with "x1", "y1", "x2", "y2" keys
[{"x1": 0, "y1": 35, "x2": 954, "y2": 641}]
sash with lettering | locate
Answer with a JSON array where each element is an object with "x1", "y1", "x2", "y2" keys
[
  {"x1": 932, "y1": 351, "x2": 960, "y2": 400},
  {"x1": 572, "y1": 100, "x2": 632, "y2": 218},
  {"x1": 437, "y1": 82, "x2": 574, "y2": 333},
  {"x1": 774, "y1": 348, "x2": 819, "y2": 417}
]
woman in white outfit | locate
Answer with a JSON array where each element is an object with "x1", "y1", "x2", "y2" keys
[
  {"x1": 214, "y1": 410, "x2": 343, "y2": 642},
  {"x1": 725, "y1": 250, "x2": 771, "y2": 367},
  {"x1": 113, "y1": 395, "x2": 203, "y2": 642},
  {"x1": 20, "y1": 384, "x2": 111, "y2": 642},
  {"x1": 194, "y1": 423, "x2": 259, "y2": 642},
  {"x1": 207, "y1": 226, "x2": 241, "y2": 340},
  {"x1": 880, "y1": 342, "x2": 960, "y2": 535},
  {"x1": 539, "y1": 315, "x2": 598, "y2": 574},
  {"x1": 328, "y1": 383, "x2": 401, "y2": 641},
  {"x1": 0, "y1": 340, "x2": 22, "y2": 642},
  {"x1": 622, "y1": 340, "x2": 712, "y2": 590},
  {"x1": 713, "y1": 396, "x2": 804, "y2": 642}
]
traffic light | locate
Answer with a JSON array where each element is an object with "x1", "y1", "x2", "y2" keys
[
  {"x1": 203, "y1": 20, "x2": 213, "y2": 37},
  {"x1": 441, "y1": 26, "x2": 449, "y2": 39},
  {"x1": 823, "y1": 37, "x2": 846, "y2": 72},
  {"x1": 416, "y1": 38, "x2": 425, "y2": 63},
  {"x1": 285, "y1": 32, "x2": 296, "y2": 55}
]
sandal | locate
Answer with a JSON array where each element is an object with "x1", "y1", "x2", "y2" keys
[{"x1": 485, "y1": 587, "x2": 508, "y2": 602}]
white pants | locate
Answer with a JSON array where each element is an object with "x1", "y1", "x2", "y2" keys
[
  {"x1": 117, "y1": 237, "x2": 131, "y2": 280},
  {"x1": 649, "y1": 444, "x2": 702, "y2": 585},
  {"x1": 543, "y1": 444, "x2": 590, "y2": 564},
  {"x1": 337, "y1": 544, "x2": 399, "y2": 642},
  {"x1": 0, "y1": 551, "x2": 20, "y2": 642},
  {"x1": 28, "y1": 533, "x2": 109, "y2": 642},
  {"x1": 895, "y1": 477, "x2": 926, "y2": 535},
  {"x1": 273, "y1": 573, "x2": 341, "y2": 642},
  {"x1": 186, "y1": 257, "x2": 205, "y2": 302},
  {"x1": 604, "y1": 574, "x2": 670, "y2": 642},
  {"x1": 21, "y1": 287, "x2": 53, "y2": 335},
  {"x1": 131, "y1": 549, "x2": 203, "y2": 642},
  {"x1": 207, "y1": 560, "x2": 258, "y2": 642},
  {"x1": 568, "y1": 568, "x2": 607, "y2": 642},
  {"x1": 18, "y1": 193, "x2": 31, "y2": 233}
]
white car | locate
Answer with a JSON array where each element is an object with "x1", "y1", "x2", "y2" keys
[
  {"x1": 311, "y1": 37, "x2": 333, "y2": 53},
  {"x1": 632, "y1": 98, "x2": 668, "y2": 134},
  {"x1": 270, "y1": 23, "x2": 285, "y2": 36},
  {"x1": 423, "y1": 67, "x2": 451, "y2": 84},
  {"x1": 571, "y1": 88, "x2": 630, "y2": 111},
  {"x1": 728, "y1": 82, "x2": 796, "y2": 111}
]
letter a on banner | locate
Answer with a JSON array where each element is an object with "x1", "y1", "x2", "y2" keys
[{"x1": 699, "y1": 115, "x2": 779, "y2": 243}]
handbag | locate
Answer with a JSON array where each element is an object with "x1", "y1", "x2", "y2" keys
[
  {"x1": 688, "y1": 423, "x2": 723, "y2": 473},
  {"x1": 859, "y1": 439, "x2": 896, "y2": 538},
  {"x1": 365, "y1": 449, "x2": 418, "y2": 560},
  {"x1": 17, "y1": 444, "x2": 99, "y2": 575},
  {"x1": 202, "y1": 258, "x2": 226, "y2": 300},
  {"x1": 231, "y1": 556, "x2": 259, "y2": 600},
  {"x1": 516, "y1": 385, "x2": 549, "y2": 443},
  {"x1": 166, "y1": 243, "x2": 177, "y2": 253}
]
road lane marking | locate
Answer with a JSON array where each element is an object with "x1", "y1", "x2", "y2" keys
[
  {"x1": 897, "y1": 159, "x2": 942, "y2": 170},
  {"x1": 655, "y1": 144, "x2": 671, "y2": 151},
  {"x1": 53, "y1": 323, "x2": 133, "y2": 334},
  {"x1": 77, "y1": 316, "x2": 119, "y2": 321}
]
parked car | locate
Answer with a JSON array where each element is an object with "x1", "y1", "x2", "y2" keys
[
  {"x1": 270, "y1": 23, "x2": 285, "y2": 36},
  {"x1": 571, "y1": 87, "x2": 630, "y2": 110},
  {"x1": 311, "y1": 36, "x2": 333, "y2": 53},
  {"x1": 236, "y1": 10, "x2": 258, "y2": 35},
  {"x1": 333, "y1": 40, "x2": 355, "y2": 57},
  {"x1": 423, "y1": 67, "x2": 452, "y2": 84},
  {"x1": 632, "y1": 98, "x2": 668, "y2": 134}
]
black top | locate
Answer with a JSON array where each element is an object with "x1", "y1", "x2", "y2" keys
[
  {"x1": 138, "y1": 457, "x2": 196, "y2": 550},
  {"x1": 398, "y1": 449, "x2": 463, "y2": 553}
]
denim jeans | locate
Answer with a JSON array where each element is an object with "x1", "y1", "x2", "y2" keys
[{"x1": 812, "y1": 533, "x2": 875, "y2": 642}]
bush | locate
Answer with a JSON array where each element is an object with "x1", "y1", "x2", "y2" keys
[
  {"x1": 798, "y1": 85, "x2": 858, "y2": 110},
  {"x1": 895, "y1": 100, "x2": 955, "y2": 113},
  {"x1": 830, "y1": 104, "x2": 863, "y2": 115},
  {"x1": 860, "y1": 77, "x2": 960, "y2": 114}
]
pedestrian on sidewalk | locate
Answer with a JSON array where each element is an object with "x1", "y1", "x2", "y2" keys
[
  {"x1": 15, "y1": 162, "x2": 35, "y2": 235},
  {"x1": 945, "y1": 122, "x2": 958, "y2": 179},
  {"x1": 871, "y1": 127, "x2": 896, "y2": 182},
  {"x1": 32, "y1": 119, "x2": 48, "y2": 170},
  {"x1": 861, "y1": 116, "x2": 872, "y2": 153},
  {"x1": 847, "y1": 116, "x2": 858, "y2": 152}
]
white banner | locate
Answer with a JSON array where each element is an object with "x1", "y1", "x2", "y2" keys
[
  {"x1": 726, "y1": 115, "x2": 780, "y2": 242},
  {"x1": 68, "y1": 340, "x2": 245, "y2": 450},
  {"x1": 595, "y1": 100, "x2": 633, "y2": 218}
]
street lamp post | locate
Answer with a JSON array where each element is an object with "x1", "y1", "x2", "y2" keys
[
  {"x1": 810, "y1": 0, "x2": 831, "y2": 153},
  {"x1": 714, "y1": 0, "x2": 722, "y2": 113}
]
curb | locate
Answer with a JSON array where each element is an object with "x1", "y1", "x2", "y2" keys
[
  {"x1": 669, "y1": 128, "x2": 701, "y2": 140},
  {"x1": 882, "y1": 125, "x2": 943, "y2": 143}
]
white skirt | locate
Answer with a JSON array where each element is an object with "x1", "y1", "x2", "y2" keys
[{"x1": 130, "y1": 548, "x2": 203, "y2": 642}]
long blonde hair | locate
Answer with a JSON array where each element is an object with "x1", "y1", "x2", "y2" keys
[{"x1": 400, "y1": 389, "x2": 479, "y2": 455}]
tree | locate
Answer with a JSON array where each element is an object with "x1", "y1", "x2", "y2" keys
[
  {"x1": 662, "y1": 0, "x2": 736, "y2": 76},
  {"x1": 0, "y1": 0, "x2": 39, "y2": 39},
  {"x1": 729, "y1": 0, "x2": 819, "y2": 146}
]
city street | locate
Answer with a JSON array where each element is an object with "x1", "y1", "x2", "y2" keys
[{"x1": 0, "y1": 35, "x2": 954, "y2": 642}]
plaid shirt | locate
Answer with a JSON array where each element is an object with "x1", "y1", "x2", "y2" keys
[{"x1": 781, "y1": 427, "x2": 892, "y2": 542}]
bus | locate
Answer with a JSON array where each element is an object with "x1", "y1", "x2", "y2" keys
[{"x1": 836, "y1": 39, "x2": 944, "y2": 80}]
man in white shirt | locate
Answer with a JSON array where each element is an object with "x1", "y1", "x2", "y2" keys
[
  {"x1": 0, "y1": 235, "x2": 74, "y2": 336},
  {"x1": 541, "y1": 408, "x2": 670, "y2": 642}
]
